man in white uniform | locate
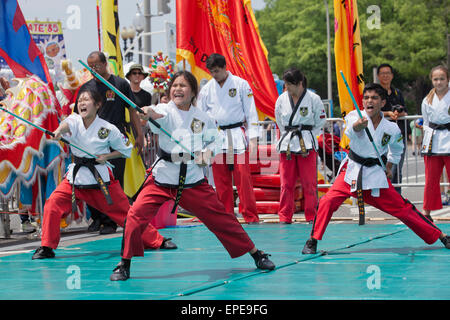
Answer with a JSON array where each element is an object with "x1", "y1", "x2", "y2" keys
[
  {"x1": 197, "y1": 53, "x2": 260, "y2": 223},
  {"x1": 302, "y1": 83, "x2": 450, "y2": 254}
]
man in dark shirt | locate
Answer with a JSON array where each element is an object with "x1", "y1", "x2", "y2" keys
[
  {"x1": 125, "y1": 63, "x2": 152, "y2": 108},
  {"x1": 377, "y1": 63, "x2": 409, "y2": 194},
  {"x1": 75, "y1": 51, "x2": 144, "y2": 234}
]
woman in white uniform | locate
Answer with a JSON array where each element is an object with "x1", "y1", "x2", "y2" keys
[
  {"x1": 275, "y1": 67, "x2": 327, "y2": 223},
  {"x1": 32, "y1": 88, "x2": 174, "y2": 259},
  {"x1": 421, "y1": 65, "x2": 450, "y2": 221},
  {"x1": 110, "y1": 71, "x2": 275, "y2": 281}
]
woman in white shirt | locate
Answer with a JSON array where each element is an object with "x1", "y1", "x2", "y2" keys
[
  {"x1": 110, "y1": 71, "x2": 275, "y2": 281},
  {"x1": 421, "y1": 65, "x2": 450, "y2": 221},
  {"x1": 275, "y1": 67, "x2": 327, "y2": 223}
]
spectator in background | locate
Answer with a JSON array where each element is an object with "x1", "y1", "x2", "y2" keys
[
  {"x1": 126, "y1": 64, "x2": 151, "y2": 109},
  {"x1": 377, "y1": 63, "x2": 409, "y2": 194}
]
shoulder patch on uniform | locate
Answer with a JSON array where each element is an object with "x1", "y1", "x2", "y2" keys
[
  {"x1": 190, "y1": 118, "x2": 205, "y2": 134},
  {"x1": 228, "y1": 88, "x2": 237, "y2": 97},
  {"x1": 381, "y1": 132, "x2": 391, "y2": 146},
  {"x1": 98, "y1": 127, "x2": 110, "y2": 139},
  {"x1": 121, "y1": 133, "x2": 130, "y2": 146}
]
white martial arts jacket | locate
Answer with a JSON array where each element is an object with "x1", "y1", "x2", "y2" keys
[
  {"x1": 275, "y1": 90, "x2": 327, "y2": 153},
  {"x1": 63, "y1": 114, "x2": 132, "y2": 186},
  {"x1": 148, "y1": 101, "x2": 218, "y2": 187},
  {"x1": 197, "y1": 72, "x2": 258, "y2": 154},
  {"x1": 343, "y1": 110, "x2": 404, "y2": 195},
  {"x1": 421, "y1": 90, "x2": 450, "y2": 155}
]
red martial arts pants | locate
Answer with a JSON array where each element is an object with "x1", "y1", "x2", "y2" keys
[
  {"x1": 279, "y1": 151, "x2": 318, "y2": 222},
  {"x1": 424, "y1": 155, "x2": 450, "y2": 211},
  {"x1": 311, "y1": 170, "x2": 442, "y2": 244},
  {"x1": 40, "y1": 178, "x2": 163, "y2": 249},
  {"x1": 121, "y1": 176, "x2": 255, "y2": 259},
  {"x1": 212, "y1": 152, "x2": 259, "y2": 223}
]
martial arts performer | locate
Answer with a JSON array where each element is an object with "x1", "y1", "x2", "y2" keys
[
  {"x1": 302, "y1": 83, "x2": 450, "y2": 254},
  {"x1": 110, "y1": 71, "x2": 275, "y2": 281},
  {"x1": 421, "y1": 65, "x2": 450, "y2": 222},
  {"x1": 197, "y1": 53, "x2": 260, "y2": 224},
  {"x1": 32, "y1": 88, "x2": 176, "y2": 260},
  {"x1": 275, "y1": 67, "x2": 327, "y2": 223}
]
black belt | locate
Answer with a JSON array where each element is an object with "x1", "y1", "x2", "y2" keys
[
  {"x1": 218, "y1": 121, "x2": 244, "y2": 130},
  {"x1": 158, "y1": 148, "x2": 194, "y2": 214},
  {"x1": 280, "y1": 124, "x2": 314, "y2": 159},
  {"x1": 424, "y1": 122, "x2": 450, "y2": 155},
  {"x1": 218, "y1": 122, "x2": 244, "y2": 171},
  {"x1": 72, "y1": 156, "x2": 113, "y2": 213},
  {"x1": 429, "y1": 122, "x2": 450, "y2": 130},
  {"x1": 348, "y1": 150, "x2": 387, "y2": 225}
]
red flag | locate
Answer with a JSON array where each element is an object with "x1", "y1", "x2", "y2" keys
[{"x1": 176, "y1": 0, "x2": 278, "y2": 119}]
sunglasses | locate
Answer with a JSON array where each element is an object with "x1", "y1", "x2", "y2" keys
[{"x1": 131, "y1": 71, "x2": 144, "y2": 75}]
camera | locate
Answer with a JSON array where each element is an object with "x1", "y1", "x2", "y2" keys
[{"x1": 392, "y1": 104, "x2": 405, "y2": 113}]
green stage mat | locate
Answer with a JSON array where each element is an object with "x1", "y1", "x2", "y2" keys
[{"x1": 0, "y1": 224, "x2": 449, "y2": 300}]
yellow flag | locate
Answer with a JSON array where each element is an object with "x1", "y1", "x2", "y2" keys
[
  {"x1": 334, "y1": 0, "x2": 365, "y2": 149},
  {"x1": 100, "y1": 0, "x2": 145, "y2": 197},
  {"x1": 100, "y1": 0, "x2": 124, "y2": 77}
]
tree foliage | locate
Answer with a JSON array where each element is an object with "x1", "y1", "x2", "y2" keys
[{"x1": 255, "y1": 0, "x2": 449, "y2": 114}]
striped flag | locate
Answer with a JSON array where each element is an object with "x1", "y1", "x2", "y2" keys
[
  {"x1": 334, "y1": 0, "x2": 365, "y2": 149},
  {"x1": 98, "y1": 0, "x2": 124, "y2": 77}
]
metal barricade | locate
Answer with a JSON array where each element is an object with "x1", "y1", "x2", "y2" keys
[{"x1": 254, "y1": 116, "x2": 449, "y2": 192}]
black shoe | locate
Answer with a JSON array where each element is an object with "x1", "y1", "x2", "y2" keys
[
  {"x1": 441, "y1": 235, "x2": 450, "y2": 249},
  {"x1": 252, "y1": 250, "x2": 275, "y2": 270},
  {"x1": 424, "y1": 215, "x2": 434, "y2": 222},
  {"x1": 110, "y1": 261, "x2": 130, "y2": 281},
  {"x1": 160, "y1": 237, "x2": 177, "y2": 249},
  {"x1": 87, "y1": 219, "x2": 101, "y2": 232},
  {"x1": 32, "y1": 246, "x2": 55, "y2": 260},
  {"x1": 302, "y1": 238, "x2": 317, "y2": 254},
  {"x1": 99, "y1": 224, "x2": 117, "y2": 235}
]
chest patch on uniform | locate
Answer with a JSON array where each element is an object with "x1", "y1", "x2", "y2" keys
[
  {"x1": 190, "y1": 118, "x2": 205, "y2": 134},
  {"x1": 105, "y1": 90, "x2": 115, "y2": 102},
  {"x1": 381, "y1": 133, "x2": 391, "y2": 146},
  {"x1": 299, "y1": 106, "x2": 309, "y2": 117},
  {"x1": 228, "y1": 88, "x2": 237, "y2": 97},
  {"x1": 98, "y1": 127, "x2": 110, "y2": 139}
]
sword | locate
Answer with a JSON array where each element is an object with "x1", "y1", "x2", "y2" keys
[
  {"x1": 0, "y1": 103, "x2": 97, "y2": 159},
  {"x1": 78, "y1": 59, "x2": 195, "y2": 158}
]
